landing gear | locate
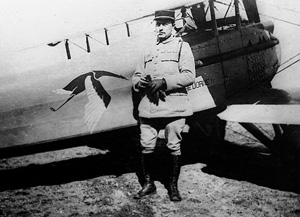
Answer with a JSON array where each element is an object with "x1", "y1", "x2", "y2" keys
[
  {"x1": 185, "y1": 110, "x2": 227, "y2": 162},
  {"x1": 187, "y1": 106, "x2": 227, "y2": 143},
  {"x1": 189, "y1": 114, "x2": 300, "y2": 190},
  {"x1": 187, "y1": 106, "x2": 300, "y2": 191},
  {"x1": 239, "y1": 123, "x2": 300, "y2": 185}
]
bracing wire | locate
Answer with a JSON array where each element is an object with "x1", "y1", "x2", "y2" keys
[
  {"x1": 277, "y1": 58, "x2": 300, "y2": 74},
  {"x1": 276, "y1": 52, "x2": 300, "y2": 74},
  {"x1": 223, "y1": 0, "x2": 233, "y2": 20},
  {"x1": 280, "y1": 52, "x2": 300, "y2": 66},
  {"x1": 68, "y1": 40, "x2": 88, "y2": 52},
  {"x1": 214, "y1": 0, "x2": 300, "y2": 28},
  {"x1": 87, "y1": 35, "x2": 108, "y2": 46},
  {"x1": 221, "y1": 0, "x2": 233, "y2": 30},
  {"x1": 257, "y1": 1, "x2": 300, "y2": 15},
  {"x1": 255, "y1": 124, "x2": 273, "y2": 139},
  {"x1": 259, "y1": 13, "x2": 300, "y2": 28},
  {"x1": 213, "y1": 0, "x2": 300, "y2": 74}
]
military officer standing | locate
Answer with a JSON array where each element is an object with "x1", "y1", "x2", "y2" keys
[{"x1": 132, "y1": 9, "x2": 195, "y2": 202}]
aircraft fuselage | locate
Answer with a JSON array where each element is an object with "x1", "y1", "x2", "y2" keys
[{"x1": 0, "y1": 1, "x2": 281, "y2": 152}]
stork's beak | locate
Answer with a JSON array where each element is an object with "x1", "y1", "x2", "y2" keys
[{"x1": 50, "y1": 94, "x2": 76, "y2": 112}]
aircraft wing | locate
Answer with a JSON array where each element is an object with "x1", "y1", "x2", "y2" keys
[
  {"x1": 218, "y1": 104, "x2": 300, "y2": 124},
  {"x1": 217, "y1": 86, "x2": 300, "y2": 124}
]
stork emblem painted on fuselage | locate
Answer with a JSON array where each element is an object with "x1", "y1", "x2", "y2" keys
[{"x1": 51, "y1": 71, "x2": 128, "y2": 133}]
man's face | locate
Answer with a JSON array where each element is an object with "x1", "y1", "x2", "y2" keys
[{"x1": 155, "y1": 20, "x2": 173, "y2": 41}]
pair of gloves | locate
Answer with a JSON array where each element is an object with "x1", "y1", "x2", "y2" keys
[{"x1": 136, "y1": 75, "x2": 167, "y2": 105}]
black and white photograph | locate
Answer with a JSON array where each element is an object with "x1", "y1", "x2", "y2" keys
[{"x1": 0, "y1": 0, "x2": 300, "y2": 216}]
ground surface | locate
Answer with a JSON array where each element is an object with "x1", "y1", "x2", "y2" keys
[{"x1": 0, "y1": 122, "x2": 300, "y2": 217}]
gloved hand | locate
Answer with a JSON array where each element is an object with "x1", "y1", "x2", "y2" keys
[
  {"x1": 148, "y1": 78, "x2": 167, "y2": 95},
  {"x1": 135, "y1": 75, "x2": 151, "y2": 90},
  {"x1": 148, "y1": 90, "x2": 166, "y2": 106}
]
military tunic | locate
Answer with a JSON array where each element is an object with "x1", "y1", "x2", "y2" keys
[
  {"x1": 133, "y1": 35, "x2": 195, "y2": 118},
  {"x1": 132, "y1": 35, "x2": 195, "y2": 154}
]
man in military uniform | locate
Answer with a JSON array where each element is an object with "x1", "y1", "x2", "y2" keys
[{"x1": 132, "y1": 9, "x2": 195, "y2": 202}]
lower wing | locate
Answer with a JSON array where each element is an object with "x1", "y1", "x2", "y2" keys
[
  {"x1": 218, "y1": 104, "x2": 300, "y2": 124},
  {"x1": 218, "y1": 86, "x2": 300, "y2": 124}
]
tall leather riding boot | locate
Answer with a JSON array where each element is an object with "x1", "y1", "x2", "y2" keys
[
  {"x1": 168, "y1": 155, "x2": 182, "y2": 201},
  {"x1": 134, "y1": 153, "x2": 157, "y2": 199}
]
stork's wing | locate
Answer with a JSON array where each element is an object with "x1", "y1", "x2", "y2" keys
[
  {"x1": 84, "y1": 76, "x2": 108, "y2": 133},
  {"x1": 52, "y1": 72, "x2": 91, "y2": 95},
  {"x1": 91, "y1": 73, "x2": 111, "y2": 107},
  {"x1": 93, "y1": 70, "x2": 128, "y2": 80},
  {"x1": 63, "y1": 72, "x2": 91, "y2": 94}
]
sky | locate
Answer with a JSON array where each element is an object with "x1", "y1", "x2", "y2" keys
[
  {"x1": 0, "y1": 0, "x2": 298, "y2": 50},
  {"x1": 0, "y1": 0, "x2": 140, "y2": 50},
  {"x1": 0, "y1": 0, "x2": 298, "y2": 49},
  {"x1": 0, "y1": 0, "x2": 200, "y2": 51}
]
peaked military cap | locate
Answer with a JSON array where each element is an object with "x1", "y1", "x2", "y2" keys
[{"x1": 154, "y1": 10, "x2": 175, "y2": 21}]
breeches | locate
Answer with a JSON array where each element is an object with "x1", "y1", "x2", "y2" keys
[{"x1": 139, "y1": 117, "x2": 186, "y2": 155}]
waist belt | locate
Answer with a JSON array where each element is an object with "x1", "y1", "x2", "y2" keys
[{"x1": 166, "y1": 87, "x2": 187, "y2": 95}]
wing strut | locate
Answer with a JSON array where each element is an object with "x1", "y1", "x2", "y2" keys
[{"x1": 239, "y1": 123, "x2": 278, "y2": 153}]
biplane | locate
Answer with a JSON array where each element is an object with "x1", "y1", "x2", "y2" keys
[{"x1": 0, "y1": 0, "x2": 299, "y2": 174}]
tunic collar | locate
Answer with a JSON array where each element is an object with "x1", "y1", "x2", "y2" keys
[{"x1": 156, "y1": 34, "x2": 180, "y2": 45}]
